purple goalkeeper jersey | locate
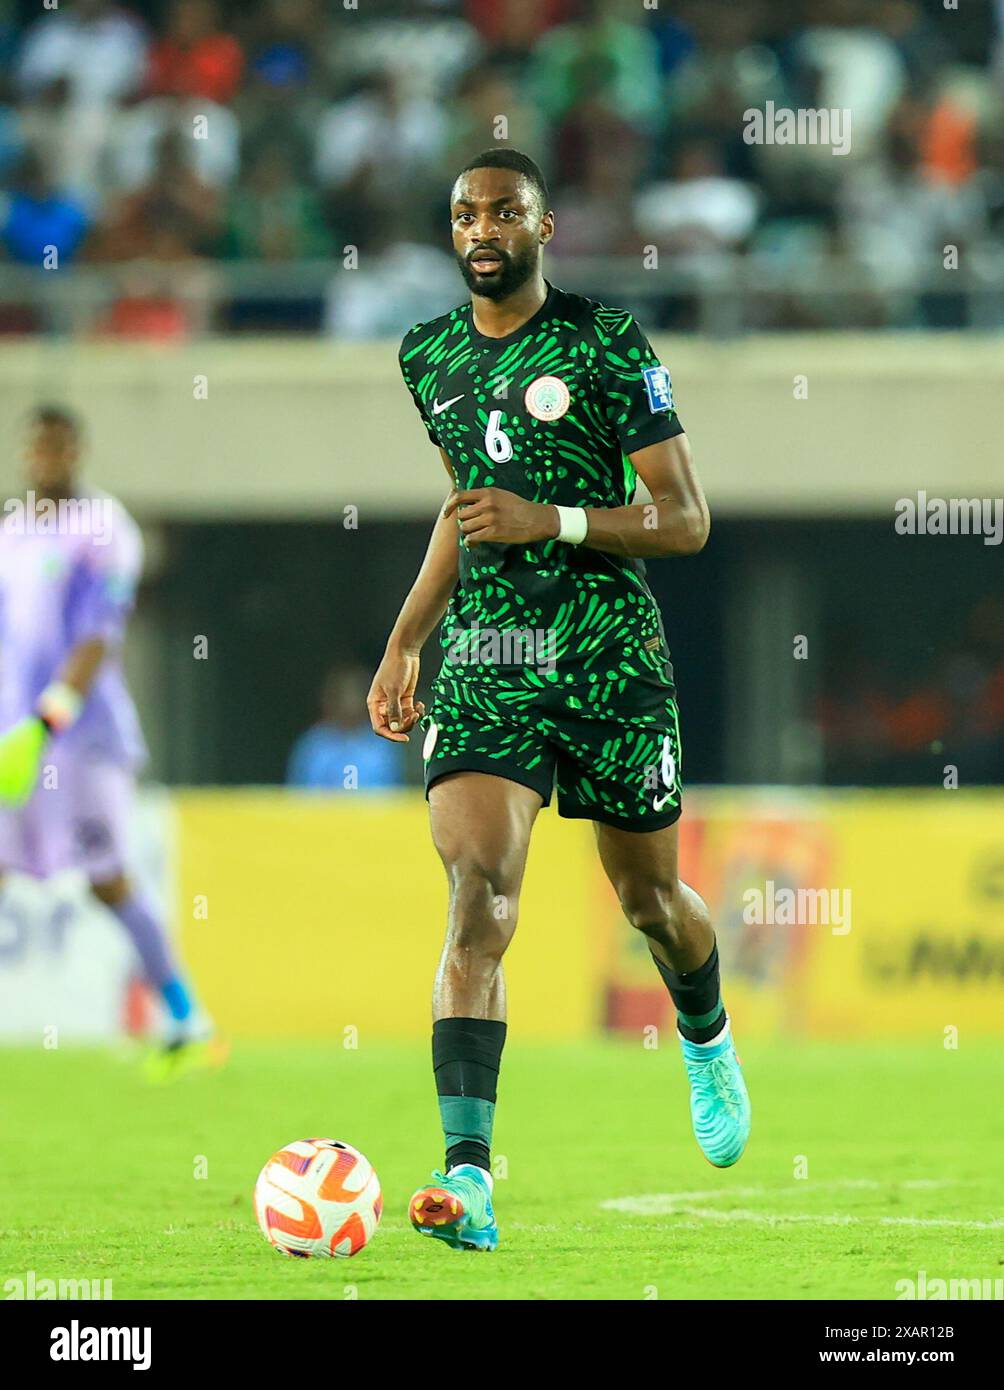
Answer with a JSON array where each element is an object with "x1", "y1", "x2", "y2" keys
[{"x1": 0, "y1": 489, "x2": 146, "y2": 769}]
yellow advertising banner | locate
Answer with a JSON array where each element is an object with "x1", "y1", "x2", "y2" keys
[
  {"x1": 177, "y1": 789, "x2": 1004, "y2": 1040},
  {"x1": 177, "y1": 791, "x2": 596, "y2": 1040},
  {"x1": 596, "y1": 789, "x2": 1004, "y2": 1040}
]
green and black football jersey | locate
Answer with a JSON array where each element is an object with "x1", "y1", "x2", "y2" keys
[{"x1": 399, "y1": 282, "x2": 685, "y2": 695}]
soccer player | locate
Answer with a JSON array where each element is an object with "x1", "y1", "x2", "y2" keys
[
  {"x1": 0, "y1": 405, "x2": 214, "y2": 1079},
  {"x1": 368, "y1": 149, "x2": 751, "y2": 1252}
]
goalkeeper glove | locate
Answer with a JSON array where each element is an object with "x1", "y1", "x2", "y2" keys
[
  {"x1": 0, "y1": 682, "x2": 84, "y2": 807},
  {"x1": 0, "y1": 717, "x2": 49, "y2": 806}
]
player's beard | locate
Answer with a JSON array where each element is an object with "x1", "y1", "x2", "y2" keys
[{"x1": 456, "y1": 242, "x2": 538, "y2": 301}]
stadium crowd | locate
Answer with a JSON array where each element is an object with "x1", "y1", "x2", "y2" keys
[
  {"x1": 0, "y1": 0, "x2": 1001, "y2": 334},
  {"x1": 818, "y1": 595, "x2": 1004, "y2": 785}
]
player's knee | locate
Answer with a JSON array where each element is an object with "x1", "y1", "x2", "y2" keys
[
  {"x1": 444, "y1": 857, "x2": 520, "y2": 957},
  {"x1": 616, "y1": 876, "x2": 685, "y2": 942}
]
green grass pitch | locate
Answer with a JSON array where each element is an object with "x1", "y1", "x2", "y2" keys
[{"x1": 2, "y1": 1039, "x2": 1001, "y2": 1300}]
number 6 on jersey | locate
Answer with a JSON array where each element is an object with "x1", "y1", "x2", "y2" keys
[{"x1": 484, "y1": 410, "x2": 513, "y2": 463}]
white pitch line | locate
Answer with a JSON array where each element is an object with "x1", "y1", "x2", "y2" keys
[
  {"x1": 601, "y1": 1182, "x2": 1004, "y2": 1230},
  {"x1": 878, "y1": 1215, "x2": 1004, "y2": 1230},
  {"x1": 601, "y1": 1178, "x2": 956, "y2": 1215}
]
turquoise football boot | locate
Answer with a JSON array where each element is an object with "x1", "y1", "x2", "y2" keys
[
  {"x1": 680, "y1": 1024, "x2": 751, "y2": 1168},
  {"x1": 408, "y1": 1163, "x2": 498, "y2": 1251}
]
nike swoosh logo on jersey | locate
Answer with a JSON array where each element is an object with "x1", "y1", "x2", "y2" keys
[
  {"x1": 432, "y1": 394, "x2": 465, "y2": 415},
  {"x1": 653, "y1": 792, "x2": 675, "y2": 812}
]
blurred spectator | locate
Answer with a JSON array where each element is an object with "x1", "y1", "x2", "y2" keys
[
  {"x1": 233, "y1": 0, "x2": 327, "y2": 179},
  {"x1": 840, "y1": 97, "x2": 987, "y2": 304},
  {"x1": 221, "y1": 141, "x2": 330, "y2": 260},
  {"x1": 0, "y1": 74, "x2": 26, "y2": 182},
  {"x1": 325, "y1": 216, "x2": 457, "y2": 339},
  {"x1": 94, "y1": 114, "x2": 223, "y2": 338},
  {"x1": 16, "y1": 0, "x2": 147, "y2": 107},
  {"x1": 109, "y1": 96, "x2": 240, "y2": 196},
  {"x1": 94, "y1": 267, "x2": 201, "y2": 341},
  {"x1": 314, "y1": 71, "x2": 445, "y2": 250},
  {"x1": 528, "y1": 0, "x2": 663, "y2": 135},
  {"x1": 146, "y1": 0, "x2": 244, "y2": 104},
  {"x1": 314, "y1": 69, "x2": 445, "y2": 194},
  {"x1": 552, "y1": 85, "x2": 650, "y2": 194},
  {"x1": 287, "y1": 665, "x2": 402, "y2": 791},
  {"x1": 17, "y1": 78, "x2": 111, "y2": 212},
  {"x1": 464, "y1": 0, "x2": 575, "y2": 63},
  {"x1": 94, "y1": 128, "x2": 221, "y2": 262},
  {"x1": 793, "y1": 10, "x2": 907, "y2": 159},
  {"x1": 0, "y1": 149, "x2": 90, "y2": 265},
  {"x1": 327, "y1": 1, "x2": 480, "y2": 102},
  {"x1": 873, "y1": 0, "x2": 950, "y2": 87},
  {"x1": 921, "y1": 100, "x2": 978, "y2": 188},
  {"x1": 635, "y1": 140, "x2": 759, "y2": 255},
  {"x1": 245, "y1": 0, "x2": 325, "y2": 93},
  {"x1": 443, "y1": 63, "x2": 543, "y2": 182},
  {"x1": 661, "y1": 5, "x2": 788, "y2": 186},
  {"x1": 15, "y1": 0, "x2": 149, "y2": 208},
  {"x1": 647, "y1": 6, "x2": 699, "y2": 80},
  {"x1": 548, "y1": 120, "x2": 645, "y2": 256}
]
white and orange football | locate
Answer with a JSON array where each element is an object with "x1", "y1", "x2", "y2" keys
[{"x1": 254, "y1": 1138, "x2": 382, "y2": 1258}]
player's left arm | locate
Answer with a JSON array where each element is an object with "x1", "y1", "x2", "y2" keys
[
  {"x1": 568, "y1": 433, "x2": 709, "y2": 558},
  {"x1": 50, "y1": 635, "x2": 112, "y2": 702}
]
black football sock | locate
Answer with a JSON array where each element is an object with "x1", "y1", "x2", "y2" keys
[
  {"x1": 650, "y1": 942, "x2": 727, "y2": 1043},
  {"x1": 432, "y1": 1016, "x2": 507, "y2": 1173}
]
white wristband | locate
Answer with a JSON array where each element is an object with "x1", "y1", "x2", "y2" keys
[
  {"x1": 554, "y1": 506, "x2": 588, "y2": 545},
  {"x1": 37, "y1": 681, "x2": 84, "y2": 733}
]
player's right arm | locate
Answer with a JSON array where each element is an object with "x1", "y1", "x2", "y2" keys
[{"x1": 367, "y1": 450, "x2": 458, "y2": 744}]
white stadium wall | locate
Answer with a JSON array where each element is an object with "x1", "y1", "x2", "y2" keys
[{"x1": 1, "y1": 335, "x2": 1000, "y2": 520}]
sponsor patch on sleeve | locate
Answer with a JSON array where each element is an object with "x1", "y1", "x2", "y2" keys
[{"x1": 642, "y1": 364, "x2": 674, "y2": 415}]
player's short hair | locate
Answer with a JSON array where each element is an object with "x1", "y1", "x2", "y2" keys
[
  {"x1": 455, "y1": 148, "x2": 550, "y2": 215},
  {"x1": 29, "y1": 403, "x2": 81, "y2": 437}
]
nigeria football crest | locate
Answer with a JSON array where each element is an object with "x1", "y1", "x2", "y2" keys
[{"x1": 524, "y1": 375, "x2": 571, "y2": 421}]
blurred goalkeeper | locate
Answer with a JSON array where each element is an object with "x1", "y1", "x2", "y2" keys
[{"x1": 0, "y1": 405, "x2": 217, "y2": 1080}]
